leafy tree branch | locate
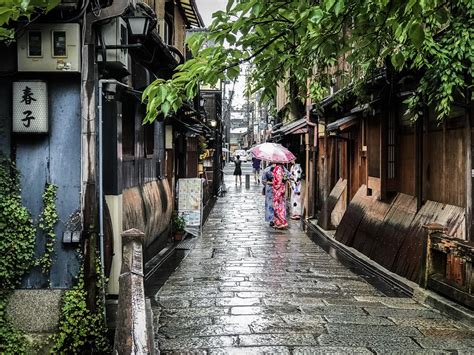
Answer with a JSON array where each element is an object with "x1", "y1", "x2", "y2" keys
[
  {"x1": 0, "y1": 0, "x2": 60, "y2": 41},
  {"x1": 143, "y1": 0, "x2": 473, "y2": 123}
]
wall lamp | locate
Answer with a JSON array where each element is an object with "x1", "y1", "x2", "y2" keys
[
  {"x1": 125, "y1": 14, "x2": 151, "y2": 40},
  {"x1": 99, "y1": 14, "x2": 152, "y2": 51}
]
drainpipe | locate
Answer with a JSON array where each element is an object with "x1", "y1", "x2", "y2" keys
[{"x1": 98, "y1": 79, "x2": 132, "y2": 316}]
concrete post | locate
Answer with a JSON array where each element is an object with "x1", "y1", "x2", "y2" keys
[
  {"x1": 245, "y1": 174, "x2": 250, "y2": 188},
  {"x1": 113, "y1": 228, "x2": 150, "y2": 355}
]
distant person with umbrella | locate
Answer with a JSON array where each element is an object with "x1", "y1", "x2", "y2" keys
[{"x1": 251, "y1": 143, "x2": 296, "y2": 229}]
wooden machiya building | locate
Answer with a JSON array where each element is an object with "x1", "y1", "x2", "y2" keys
[
  {"x1": 0, "y1": 0, "x2": 205, "y2": 322},
  {"x1": 311, "y1": 70, "x2": 473, "y2": 306}
]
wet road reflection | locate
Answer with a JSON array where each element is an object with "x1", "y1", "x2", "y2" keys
[{"x1": 145, "y1": 163, "x2": 474, "y2": 353}]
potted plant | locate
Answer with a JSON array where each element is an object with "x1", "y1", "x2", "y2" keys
[{"x1": 172, "y1": 211, "x2": 186, "y2": 241}]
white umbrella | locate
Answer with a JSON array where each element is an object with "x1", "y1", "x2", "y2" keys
[{"x1": 250, "y1": 142, "x2": 296, "y2": 163}]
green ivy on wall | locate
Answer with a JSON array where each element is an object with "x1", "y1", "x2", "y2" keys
[
  {"x1": 0, "y1": 156, "x2": 109, "y2": 353},
  {"x1": 0, "y1": 296, "x2": 30, "y2": 354},
  {"x1": 0, "y1": 158, "x2": 36, "y2": 290},
  {"x1": 51, "y1": 258, "x2": 111, "y2": 354},
  {"x1": 0, "y1": 158, "x2": 37, "y2": 352},
  {"x1": 37, "y1": 183, "x2": 59, "y2": 274}
]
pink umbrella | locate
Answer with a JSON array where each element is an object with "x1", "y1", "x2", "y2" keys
[{"x1": 250, "y1": 142, "x2": 296, "y2": 163}]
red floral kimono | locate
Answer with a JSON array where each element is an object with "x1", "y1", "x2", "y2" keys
[{"x1": 272, "y1": 165, "x2": 287, "y2": 227}]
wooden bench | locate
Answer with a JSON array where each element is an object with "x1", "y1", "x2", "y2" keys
[{"x1": 420, "y1": 223, "x2": 474, "y2": 309}]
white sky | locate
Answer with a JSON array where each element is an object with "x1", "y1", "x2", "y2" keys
[
  {"x1": 195, "y1": 0, "x2": 246, "y2": 107},
  {"x1": 195, "y1": 0, "x2": 227, "y2": 27}
]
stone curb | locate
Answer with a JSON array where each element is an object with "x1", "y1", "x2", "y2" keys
[
  {"x1": 304, "y1": 219, "x2": 474, "y2": 328},
  {"x1": 144, "y1": 232, "x2": 191, "y2": 281}
]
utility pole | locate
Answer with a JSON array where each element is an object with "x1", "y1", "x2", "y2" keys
[{"x1": 222, "y1": 80, "x2": 235, "y2": 160}]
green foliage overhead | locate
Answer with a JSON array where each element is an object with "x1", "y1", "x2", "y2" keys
[
  {"x1": 0, "y1": 0, "x2": 60, "y2": 41},
  {"x1": 143, "y1": 0, "x2": 473, "y2": 122}
]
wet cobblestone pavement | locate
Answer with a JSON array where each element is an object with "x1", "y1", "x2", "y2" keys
[{"x1": 151, "y1": 163, "x2": 474, "y2": 354}]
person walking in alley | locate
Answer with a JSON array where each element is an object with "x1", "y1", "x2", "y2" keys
[
  {"x1": 289, "y1": 161, "x2": 303, "y2": 220},
  {"x1": 233, "y1": 155, "x2": 242, "y2": 185},
  {"x1": 272, "y1": 163, "x2": 288, "y2": 229},
  {"x1": 261, "y1": 163, "x2": 275, "y2": 226},
  {"x1": 252, "y1": 156, "x2": 261, "y2": 184}
]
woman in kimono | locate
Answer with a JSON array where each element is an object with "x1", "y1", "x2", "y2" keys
[
  {"x1": 272, "y1": 163, "x2": 288, "y2": 229},
  {"x1": 261, "y1": 163, "x2": 275, "y2": 226},
  {"x1": 290, "y1": 162, "x2": 303, "y2": 220}
]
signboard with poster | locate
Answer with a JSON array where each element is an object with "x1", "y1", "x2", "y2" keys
[{"x1": 177, "y1": 178, "x2": 204, "y2": 237}]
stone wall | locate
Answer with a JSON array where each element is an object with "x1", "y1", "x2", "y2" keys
[{"x1": 7, "y1": 289, "x2": 64, "y2": 352}]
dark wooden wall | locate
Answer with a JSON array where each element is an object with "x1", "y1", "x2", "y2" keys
[
  {"x1": 424, "y1": 127, "x2": 467, "y2": 208},
  {"x1": 398, "y1": 133, "x2": 416, "y2": 196},
  {"x1": 186, "y1": 137, "x2": 198, "y2": 177},
  {"x1": 335, "y1": 185, "x2": 465, "y2": 282}
]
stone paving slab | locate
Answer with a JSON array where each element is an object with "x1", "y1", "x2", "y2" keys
[
  {"x1": 159, "y1": 324, "x2": 252, "y2": 338},
  {"x1": 414, "y1": 336, "x2": 474, "y2": 349},
  {"x1": 388, "y1": 317, "x2": 464, "y2": 329},
  {"x1": 325, "y1": 323, "x2": 422, "y2": 336},
  {"x1": 158, "y1": 335, "x2": 237, "y2": 350},
  {"x1": 238, "y1": 333, "x2": 318, "y2": 346},
  {"x1": 318, "y1": 334, "x2": 421, "y2": 349},
  {"x1": 208, "y1": 346, "x2": 291, "y2": 354},
  {"x1": 293, "y1": 347, "x2": 372, "y2": 354},
  {"x1": 370, "y1": 349, "x2": 451, "y2": 355},
  {"x1": 323, "y1": 314, "x2": 395, "y2": 326},
  {"x1": 150, "y1": 171, "x2": 474, "y2": 353}
]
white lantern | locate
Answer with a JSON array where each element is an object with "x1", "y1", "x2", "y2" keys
[{"x1": 13, "y1": 81, "x2": 48, "y2": 133}]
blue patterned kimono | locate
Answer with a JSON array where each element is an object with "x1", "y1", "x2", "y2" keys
[{"x1": 261, "y1": 165, "x2": 274, "y2": 222}]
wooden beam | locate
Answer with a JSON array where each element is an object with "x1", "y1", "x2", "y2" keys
[
  {"x1": 321, "y1": 116, "x2": 330, "y2": 229},
  {"x1": 304, "y1": 131, "x2": 310, "y2": 218},
  {"x1": 415, "y1": 113, "x2": 423, "y2": 211},
  {"x1": 466, "y1": 102, "x2": 473, "y2": 241},
  {"x1": 380, "y1": 110, "x2": 388, "y2": 200}
]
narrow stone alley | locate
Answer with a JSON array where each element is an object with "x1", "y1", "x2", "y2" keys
[{"x1": 150, "y1": 163, "x2": 474, "y2": 354}]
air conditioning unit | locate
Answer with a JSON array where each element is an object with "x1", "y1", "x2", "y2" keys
[
  {"x1": 17, "y1": 23, "x2": 81, "y2": 72},
  {"x1": 97, "y1": 17, "x2": 128, "y2": 70}
]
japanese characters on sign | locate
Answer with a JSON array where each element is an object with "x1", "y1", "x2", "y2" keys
[{"x1": 13, "y1": 81, "x2": 48, "y2": 133}]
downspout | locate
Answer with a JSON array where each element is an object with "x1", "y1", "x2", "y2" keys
[
  {"x1": 97, "y1": 79, "x2": 132, "y2": 317},
  {"x1": 79, "y1": 0, "x2": 132, "y2": 319}
]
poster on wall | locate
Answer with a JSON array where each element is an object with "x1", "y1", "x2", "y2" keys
[{"x1": 177, "y1": 178, "x2": 203, "y2": 237}]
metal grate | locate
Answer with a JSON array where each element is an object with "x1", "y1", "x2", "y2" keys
[{"x1": 175, "y1": 238, "x2": 196, "y2": 250}]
